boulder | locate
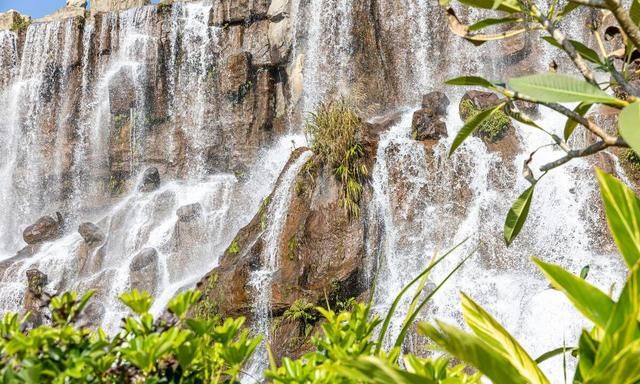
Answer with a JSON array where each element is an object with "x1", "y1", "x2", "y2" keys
[
  {"x1": 23, "y1": 214, "x2": 64, "y2": 245},
  {"x1": 211, "y1": 0, "x2": 271, "y2": 25},
  {"x1": 176, "y1": 203, "x2": 203, "y2": 222},
  {"x1": 459, "y1": 90, "x2": 501, "y2": 121},
  {"x1": 412, "y1": 92, "x2": 450, "y2": 141},
  {"x1": 129, "y1": 248, "x2": 159, "y2": 293},
  {"x1": 139, "y1": 167, "x2": 161, "y2": 192},
  {"x1": 78, "y1": 222, "x2": 105, "y2": 246}
]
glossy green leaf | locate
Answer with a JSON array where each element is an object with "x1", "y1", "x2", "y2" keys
[
  {"x1": 533, "y1": 257, "x2": 615, "y2": 328},
  {"x1": 446, "y1": 76, "x2": 497, "y2": 90},
  {"x1": 619, "y1": 102, "x2": 640, "y2": 157},
  {"x1": 468, "y1": 16, "x2": 522, "y2": 31},
  {"x1": 449, "y1": 102, "x2": 507, "y2": 156},
  {"x1": 508, "y1": 74, "x2": 625, "y2": 106},
  {"x1": 564, "y1": 103, "x2": 592, "y2": 141},
  {"x1": 631, "y1": 0, "x2": 640, "y2": 26},
  {"x1": 457, "y1": 0, "x2": 522, "y2": 13},
  {"x1": 420, "y1": 321, "x2": 530, "y2": 384},
  {"x1": 596, "y1": 169, "x2": 640, "y2": 267},
  {"x1": 504, "y1": 185, "x2": 534, "y2": 246},
  {"x1": 541, "y1": 37, "x2": 602, "y2": 65},
  {"x1": 461, "y1": 293, "x2": 549, "y2": 384}
]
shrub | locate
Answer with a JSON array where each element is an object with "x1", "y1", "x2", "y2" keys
[
  {"x1": 0, "y1": 289, "x2": 259, "y2": 383},
  {"x1": 10, "y1": 17, "x2": 31, "y2": 33},
  {"x1": 306, "y1": 99, "x2": 369, "y2": 218}
]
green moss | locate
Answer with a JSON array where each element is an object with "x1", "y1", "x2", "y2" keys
[
  {"x1": 113, "y1": 113, "x2": 129, "y2": 129},
  {"x1": 228, "y1": 238, "x2": 240, "y2": 255},
  {"x1": 287, "y1": 236, "x2": 299, "y2": 261},
  {"x1": 306, "y1": 99, "x2": 368, "y2": 219},
  {"x1": 460, "y1": 99, "x2": 511, "y2": 143}
]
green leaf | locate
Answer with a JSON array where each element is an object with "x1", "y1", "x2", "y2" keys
[
  {"x1": 596, "y1": 169, "x2": 640, "y2": 267},
  {"x1": 457, "y1": 0, "x2": 522, "y2": 13},
  {"x1": 449, "y1": 102, "x2": 507, "y2": 156},
  {"x1": 631, "y1": 0, "x2": 640, "y2": 26},
  {"x1": 541, "y1": 37, "x2": 602, "y2": 65},
  {"x1": 468, "y1": 16, "x2": 522, "y2": 31},
  {"x1": 420, "y1": 321, "x2": 530, "y2": 384},
  {"x1": 619, "y1": 102, "x2": 640, "y2": 157},
  {"x1": 535, "y1": 346, "x2": 577, "y2": 364},
  {"x1": 446, "y1": 76, "x2": 497, "y2": 90},
  {"x1": 119, "y1": 290, "x2": 153, "y2": 315},
  {"x1": 580, "y1": 265, "x2": 590, "y2": 280},
  {"x1": 504, "y1": 185, "x2": 534, "y2": 246},
  {"x1": 564, "y1": 103, "x2": 592, "y2": 141},
  {"x1": 533, "y1": 257, "x2": 615, "y2": 329},
  {"x1": 461, "y1": 293, "x2": 550, "y2": 384},
  {"x1": 508, "y1": 74, "x2": 625, "y2": 106}
]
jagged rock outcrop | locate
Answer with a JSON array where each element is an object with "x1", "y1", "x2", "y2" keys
[
  {"x1": 23, "y1": 214, "x2": 64, "y2": 245},
  {"x1": 139, "y1": 167, "x2": 161, "y2": 192},
  {"x1": 412, "y1": 92, "x2": 450, "y2": 141},
  {"x1": 91, "y1": 0, "x2": 151, "y2": 15}
]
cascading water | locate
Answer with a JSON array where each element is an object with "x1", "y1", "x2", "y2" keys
[{"x1": 244, "y1": 149, "x2": 313, "y2": 381}]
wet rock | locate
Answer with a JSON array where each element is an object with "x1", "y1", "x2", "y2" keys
[
  {"x1": 176, "y1": 203, "x2": 203, "y2": 222},
  {"x1": 139, "y1": 167, "x2": 161, "y2": 192},
  {"x1": 23, "y1": 269, "x2": 48, "y2": 328},
  {"x1": 459, "y1": 90, "x2": 501, "y2": 121},
  {"x1": 108, "y1": 68, "x2": 136, "y2": 115},
  {"x1": 78, "y1": 222, "x2": 105, "y2": 246},
  {"x1": 77, "y1": 302, "x2": 105, "y2": 328},
  {"x1": 130, "y1": 248, "x2": 159, "y2": 294},
  {"x1": 23, "y1": 214, "x2": 64, "y2": 245},
  {"x1": 412, "y1": 92, "x2": 450, "y2": 141},
  {"x1": 211, "y1": 0, "x2": 271, "y2": 25},
  {"x1": 220, "y1": 52, "x2": 251, "y2": 95}
]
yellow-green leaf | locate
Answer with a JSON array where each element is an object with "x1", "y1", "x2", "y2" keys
[
  {"x1": 596, "y1": 169, "x2": 640, "y2": 267},
  {"x1": 461, "y1": 293, "x2": 550, "y2": 384},
  {"x1": 533, "y1": 257, "x2": 615, "y2": 329},
  {"x1": 619, "y1": 102, "x2": 640, "y2": 156},
  {"x1": 564, "y1": 103, "x2": 592, "y2": 141}
]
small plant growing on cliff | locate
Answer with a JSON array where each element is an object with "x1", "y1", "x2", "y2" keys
[
  {"x1": 306, "y1": 99, "x2": 369, "y2": 218},
  {"x1": 10, "y1": 17, "x2": 31, "y2": 33},
  {"x1": 459, "y1": 99, "x2": 511, "y2": 142},
  {"x1": 228, "y1": 237, "x2": 240, "y2": 255},
  {"x1": 442, "y1": 0, "x2": 640, "y2": 246}
]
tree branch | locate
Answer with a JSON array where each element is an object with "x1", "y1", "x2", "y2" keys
[
  {"x1": 604, "y1": 0, "x2": 640, "y2": 50},
  {"x1": 539, "y1": 137, "x2": 627, "y2": 172}
]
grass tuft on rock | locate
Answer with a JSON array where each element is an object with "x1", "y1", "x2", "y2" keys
[{"x1": 306, "y1": 99, "x2": 368, "y2": 218}]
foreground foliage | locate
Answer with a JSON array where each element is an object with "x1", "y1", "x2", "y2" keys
[
  {"x1": 442, "y1": 0, "x2": 640, "y2": 245},
  {"x1": 0, "y1": 290, "x2": 259, "y2": 383}
]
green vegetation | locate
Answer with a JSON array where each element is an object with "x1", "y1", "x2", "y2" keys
[
  {"x1": 10, "y1": 17, "x2": 31, "y2": 33},
  {"x1": 228, "y1": 238, "x2": 240, "y2": 255},
  {"x1": 0, "y1": 289, "x2": 258, "y2": 383},
  {"x1": 306, "y1": 99, "x2": 368, "y2": 218},
  {"x1": 443, "y1": 0, "x2": 640, "y2": 246},
  {"x1": 459, "y1": 99, "x2": 511, "y2": 142},
  {"x1": 282, "y1": 299, "x2": 318, "y2": 337}
]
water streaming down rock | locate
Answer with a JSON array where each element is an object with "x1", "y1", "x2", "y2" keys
[{"x1": 245, "y1": 149, "x2": 313, "y2": 379}]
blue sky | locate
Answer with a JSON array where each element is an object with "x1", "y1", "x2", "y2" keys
[
  {"x1": 1, "y1": 0, "x2": 160, "y2": 18},
  {"x1": 1, "y1": 0, "x2": 65, "y2": 18}
]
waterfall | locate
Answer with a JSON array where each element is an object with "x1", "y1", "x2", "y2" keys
[{"x1": 244, "y1": 149, "x2": 313, "y2": 381}]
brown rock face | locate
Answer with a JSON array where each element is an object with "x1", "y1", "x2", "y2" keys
[
  {"x1": 459, "y1": 90, "x2": 501, "y2": 120},
  {"x1": 23, "y1": 214, "x2": 64, "y2": 245},
  {"x1": 412, "y1": 92, "x2": 450, "y2": 141},
  {"x1": 139, "y1": 167, "x2": 161, "y2": 192},
  {"x1": 91, "y1": 0, "x2": 151, "y2": 15}
]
